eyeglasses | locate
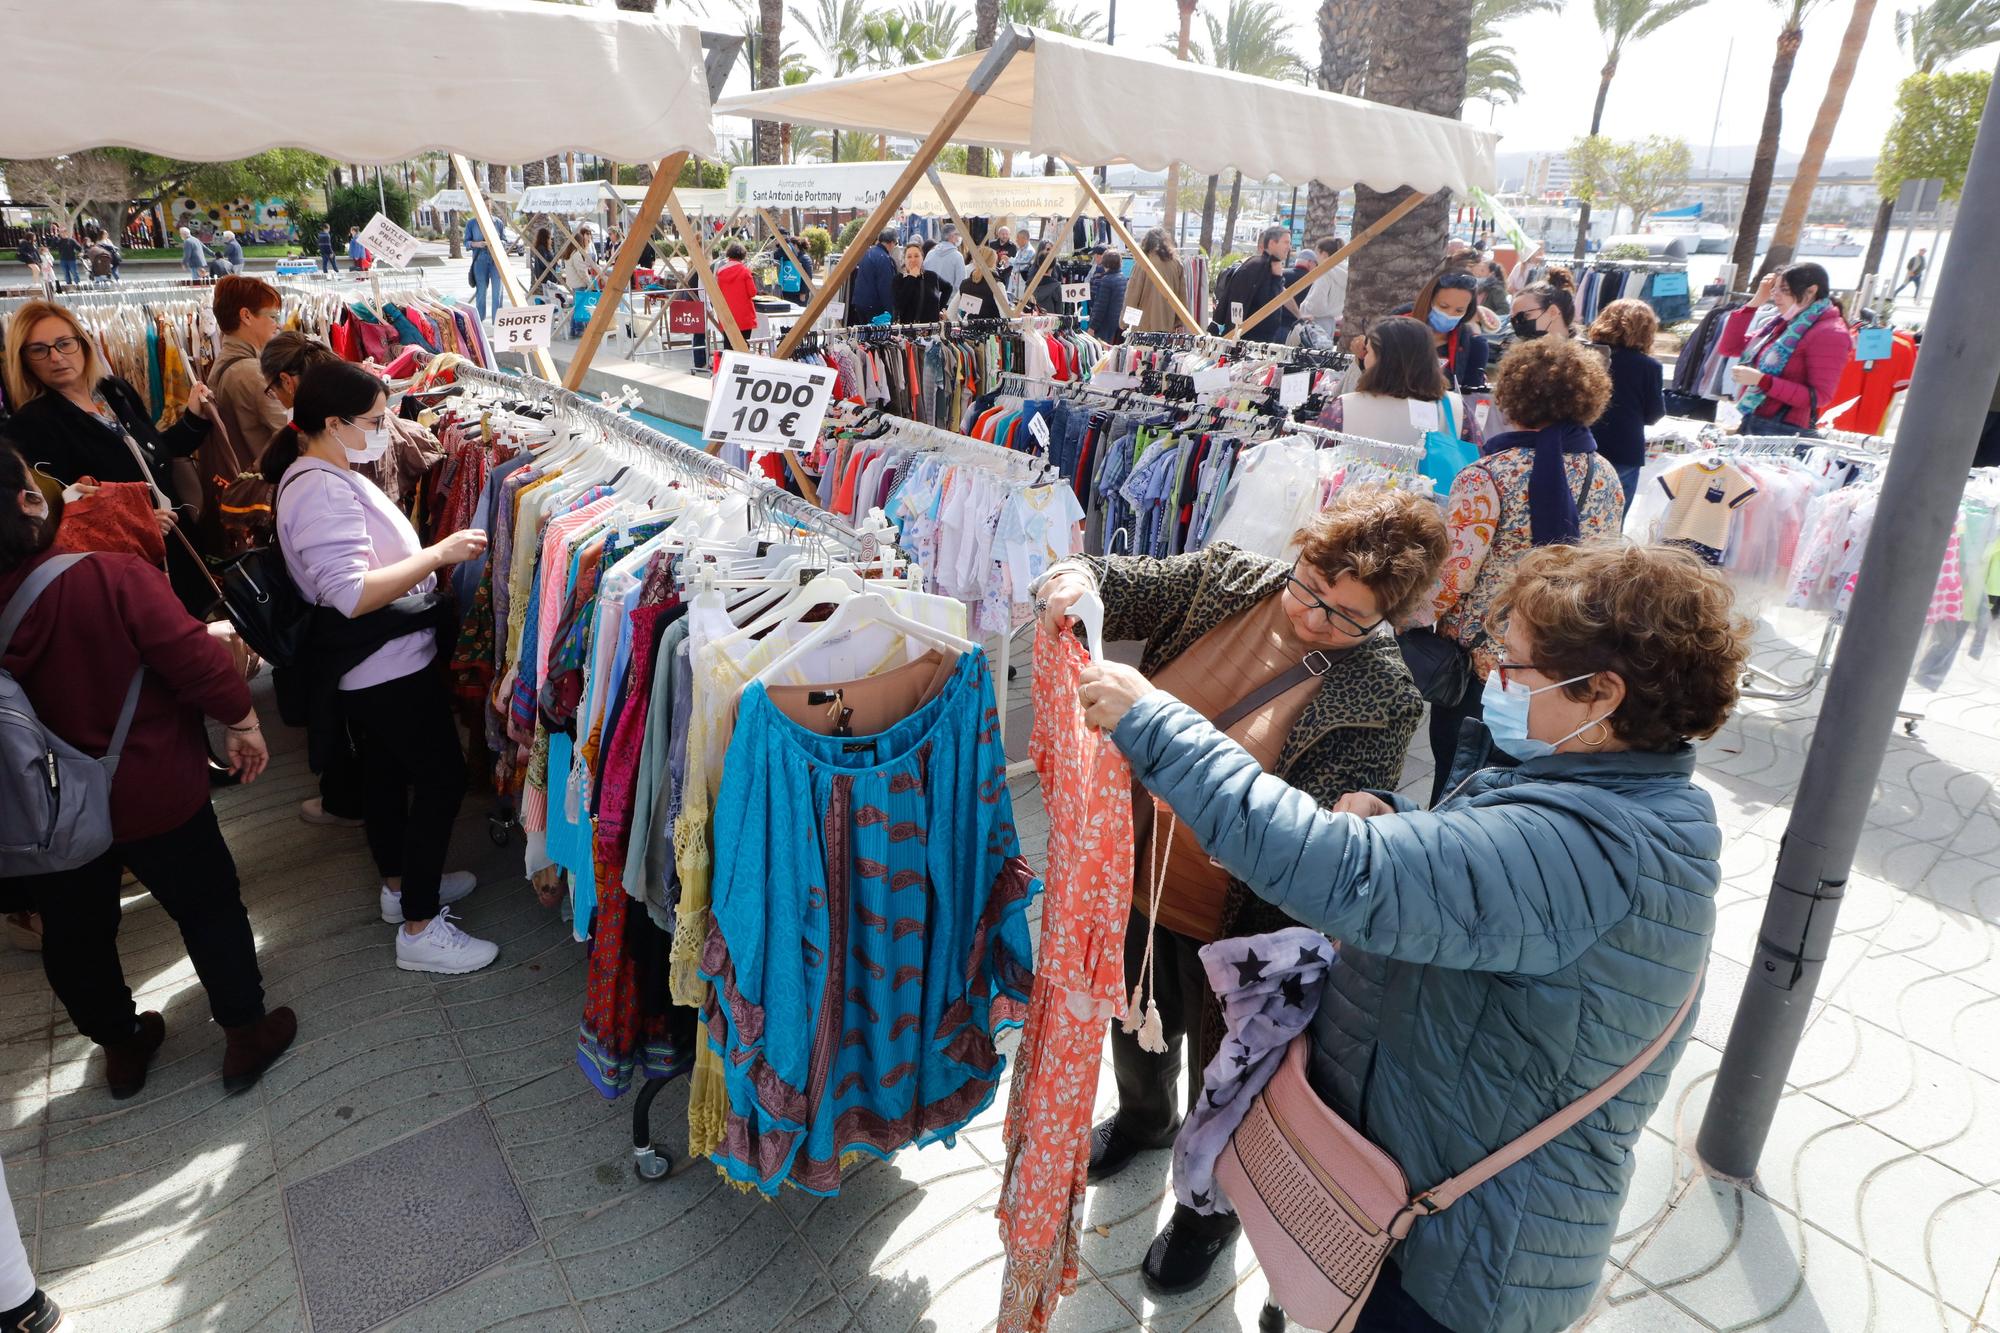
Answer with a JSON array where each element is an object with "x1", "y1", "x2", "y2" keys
[
  {"x1": 346, "y1": 413, "x2": 388, "y2": 431},
  {"x1": 1494, "y1": 661, "x2": 1549, "y2": 692},
  {"x1": 1284, "y1": 566, "x2": 1383, "y2": 637},
  {"x1": 22, "y1": 336, "x2": 83, "y2": 361},
  {"x1": 257, "y1": 307, "x2": 283, "y2": 322}
]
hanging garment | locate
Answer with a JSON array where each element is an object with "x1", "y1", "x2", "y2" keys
[
  {"x1": 699, "y1": 648, "x2": 1039, "y2": 1197},
  {"x1": 997, "y1": 628, "x2": 1135, "y2": 1333}
]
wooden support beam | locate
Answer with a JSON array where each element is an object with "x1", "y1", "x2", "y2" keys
[
  {"x1": 757, "y1": 207, "x2": 816, "y2": 302},
  {"x1": 1062, "y1": 159, "x2": 1202, "y2": 336},
  {"x1": 1224, "y1": 189, "x2": 1429, "y2": 342},
  {"x1": 925, "y1": 167, "x2": 1017, "y2": 320},
  {"x1": 564, "y1": 150, "x2": 689, "y2": 389},
  {"x1": 451, "y1": 154, "x2": 559, "y2": 382},
  {"x1": 663, "y1": 187, "x2": 750, "y2": 358},
  {"x1": 775, "y1": 27, "x2": 1035, "y2": 360},
  {"x1": 1020, "y1": 196, "x2": 1091, "y2": 310}
]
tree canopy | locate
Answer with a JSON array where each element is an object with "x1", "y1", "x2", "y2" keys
[{"x1": 1877, "y1": 69, "x2": 1991, "y2": 200}]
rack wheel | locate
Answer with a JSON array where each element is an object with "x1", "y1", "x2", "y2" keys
[
  {"x1": 633, "y1": 1144, "x2": 672, "y2": 1181},
  {"x1": 487, "y1": 814, "x2": 514, "y2": 846},
  {"x1": 1904, "y1": 718, "x2": 1920, "y2": 736}
]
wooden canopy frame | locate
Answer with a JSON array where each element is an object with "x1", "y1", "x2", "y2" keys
[{"x1": 757, "y1": 28, "x2": 1434, "y2": 359}]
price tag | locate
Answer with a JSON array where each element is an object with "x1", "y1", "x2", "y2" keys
[
  {"x1": 1122, "y1": 305, "x2": 1143, "y2": 328},
  {"x1": 702, "y1": 351, "x2": 837, "y2": 455},
  {"x1": 1089, "y1": 371, "x2": 1139, "y2": 391},
  {"x1": 1278, "y1": 371, "x2": 1308, "y2": 408},
  {"x1": 357, "y1": 212, "x2": 421, "y2": 270},
  {"x1": 1652, "y1": 271, "x2": 1690, "y2": 297},
  {"x1": 491, "y1": 304, "x2": 554, "y2": 350},
  {"x1": 1716, "y1": 397, "x2": 1744, "y2": 432},
  {"x1": 1061, "y1": 281, "x2": 1089, "y2": 305},
  {"x1": 1230, "y1": 302, "x2": 1245, "y2": 327},
  {"x1": 1192, "y1": 367, "x2": 1233, "y2": 395},
  {"x1": 1855, "y1": 326, "x2": 1894, "y2": 363},
  {"x1": 826, "y1": 300, "x2": 846, "y2": 321},
  {"x1": 957, "y1": 292, "x2": 985, "y2": 317},
  {"x1": 1029, "y1": 414, "x2": 1051, "y2": 449}
]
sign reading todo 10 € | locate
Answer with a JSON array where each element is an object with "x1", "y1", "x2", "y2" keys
[{"x1": 701, "y1": 351, "x2": 836, "y2": 455}]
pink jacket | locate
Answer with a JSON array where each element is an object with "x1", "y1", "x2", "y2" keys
[{"x1": 1719, "y1": 303, "x2": 1854, "y2": 429}]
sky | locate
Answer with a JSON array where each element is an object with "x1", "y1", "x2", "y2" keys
[{"x1": 696, "y1": 0, "x2": 2000, "y2": 166}]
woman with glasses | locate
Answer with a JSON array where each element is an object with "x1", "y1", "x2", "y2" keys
[
  {"x1": 263, "y1": 361, "x2": 498, "y2": 975},
  {"x1": 1, "y1": 299, "x2": 217, "y2": 612},
  {"x1": 1072, "y1": 542, "x2": 1747, "y2": 1333},
  {"x1": 1421, "y1": 336, "x2": 1624, "y2": 804},
  {"x1": 1031, "y1": 488, "x2": 1448, "y2": 1294}
]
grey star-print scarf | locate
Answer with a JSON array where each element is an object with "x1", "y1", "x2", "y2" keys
[{"x1": 1173, "y1": 927, "x2": 1333, "y2": 1216}]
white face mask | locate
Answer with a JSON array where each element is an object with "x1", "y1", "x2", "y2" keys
[{"x1": 342, "y1": 419, "x2": 390, "y2": 465}]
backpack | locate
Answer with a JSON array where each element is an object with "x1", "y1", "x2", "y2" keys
[
  {"x1": 86, "y1": 244, "x2": 117, "y2": 278},
  {"x1": 0, "y1": 554, "x2": 145, "y2": 876}
]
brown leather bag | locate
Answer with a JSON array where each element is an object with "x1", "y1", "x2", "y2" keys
[
  {"x1": 202, "y1": 402, "x2": 277, "y2": 560},
  {"x1": 1217, "y1": 966, "x2": 1703, "y2": 1332}
]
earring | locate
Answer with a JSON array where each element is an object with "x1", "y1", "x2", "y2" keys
[{"x1": 1579, "y1": 719, "x2": 1611, "y2": 748}]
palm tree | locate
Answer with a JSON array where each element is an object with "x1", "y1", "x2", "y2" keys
[
  {"x1": 1576, "y1": 0, "x2": 1707, "y2": 258},
  {"x1": 791, "y1": 0, "x2": 871, "y2": 77},
  {"x1": 1726, "y1": 0, "x2": 1826, "y2": 278},
  {"x1": 778, "y1": 55, "x2": 818, "y2": 167},
  {"x1": 997, "y1": 0, "x2": 1103, "y2": 38},
  {"x1": 1162, "y1": 1, "x2": 1200, "y2": 243},
  {"x1": 1860, "y1": 0, "x2": 2000, "y2": 276},
  {"x1": 756, "y1": 0, "x2": 785, "y2": 165},
  {"x1": 1467, "y1": 0, "x2": 1564, "y2": 108},
  {"x1": 836, "y1": 130, "x2": 884, "y2": 162},
  {"x1": 906, "y1": 0, "x2": 967, "y2": 52},
  {"x1": 1303, "y1": 0, "x2": 1371, "y2": 242},
  {"x1": 1343, "y1": 0, "x2": 1477, "y2": 331},
  {"x1": 1761, "y1": 0, "x2": 1879, "y2": 275},
  {"x1": 968, "y1": 0, "x2": 1000, "y2": 176},
  {"x1": 1181, "y1": 0, "x2": 1303, "y2": 255}
]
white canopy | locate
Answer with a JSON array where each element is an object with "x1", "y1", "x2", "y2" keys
[
  {"x1": 422, "y1": 189, "x2": 516, "y2": 214},
  {"x1": 714, "y1": 27, "x2": 1496, "y2": 196},
  {"x1": 3, "y1": 0, "x2": 717, "y2": 165},
  {"x1": 725, "y1": 161, "x2": 1130, "y2": 217},
  {"x1": 513, "y1": 182, "x2": 731, "y2": 219}
]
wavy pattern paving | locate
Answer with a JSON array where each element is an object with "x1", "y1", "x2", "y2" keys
[{"x1": 3, "y1": 638, "x2": 1997, "y2": 1331}]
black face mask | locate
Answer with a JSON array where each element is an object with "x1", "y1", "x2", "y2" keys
[{"x1": 1511, "y1": 312, "x2": 1547, "y2": 340}]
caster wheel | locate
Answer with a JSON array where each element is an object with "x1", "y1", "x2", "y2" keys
[
  {"x1": 487, "y1": 816, "x2": 513, "y2": 846},
  {"x1": 634, "y1": 1146, "x2": 672, "y2": 1181},
  {"x1": 1904, "y1": 719, "x2": 1919, "y2": 736}
]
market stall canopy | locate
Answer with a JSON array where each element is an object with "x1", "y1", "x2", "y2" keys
[
  {"x1": 2, "y1": 0, "x2": 718, "y2": 164},
  {"x1": 713, "y1": 27, "x2": 1497, "y2": 196},
  {"x1": 514, "y1": 182, "x2": 729, "y2": 217},
  {"x1": 423, "y1": 189, "x2": 517, "y2": 214},
  {"x1": 724, "y1": 162, "x2": 1132, "y2": 218}
]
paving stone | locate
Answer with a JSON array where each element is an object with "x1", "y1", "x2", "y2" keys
[
  {"x1": 573, "y1": 1210, "x2": 819, "y2": 1333},
  {"x1": 377, "y1": 1245, "x2": 578, "y2": 1332}
]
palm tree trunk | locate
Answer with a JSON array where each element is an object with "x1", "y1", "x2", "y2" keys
[
  {"x1": 1347, "y1": 0, "x2": 1474, "y2": 333},
  {"x1": 1729, "y1": 26, "x2": 1803, "y2": 282},
  {"x1": 1199, "y1": 174, "x2": 1220, "y2": 255},
  {"x1": 1572, "y1": 62, "x2": 1617, "y2": 260},
  {"x1": 1222, "y1": 172, "x2": 1246, "y2": 257},
  {"x1": 446, "y1": 157, "x2": 463, "y2": 258},
  {"x1": 1859, "y1": 194, "x2": 1897, "y2": 294},
  {"x1": 1761, "y1": 0, "x2": 1877, "y2": 279},
  {"x1": 754, "y1": 0, "x2": 784, "y2": 166},
  {"x1": 967, "y1": 0, "x2": 1000, "y2": 177}
]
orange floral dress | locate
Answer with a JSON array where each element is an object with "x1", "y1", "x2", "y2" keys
[{"x1": 996, "y1": 628, "x2": 1134, "y2": 1333}]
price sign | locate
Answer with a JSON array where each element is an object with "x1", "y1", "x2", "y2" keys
[
  {"x1": 1028, "y1": 414, "x2": 1051, "y2": 450},
  {"x1": 702, "y1": 351, "x2": 836, "y2": 456},
  {"x1": 1230, "y1": 302, "x2": 1245, "y2": 327},
  {"x1": 1122, "y1": 305, "x2": 1142, "y2": 327},
  {"x1": 1652, "y1": 271, "x2": 1690, "y2": 297},
  {"x1": 826, "y1": 300, "x2": 846, "y2": 321},
  {"x1": 1192, "y1": 367, "x2": 1233, "y2": 395},
  {"x1": 491, "y1": 304, "x2": 554, "y2": 350},
  {"x1": 1855, "y1": 326, "x2": 1894, "y2": 363},
  {"x1": 1061, "y1": 282, "x2": 1089, "y2": 305},
  {"x1": 1278, "y1": 371, "x2": 1308, "y2": 408},
  {"x1": 667, "y1": 299, "x2": 705, "y2": 334},
  {"x1": 357, "y1": 211, "x2": 421, "y2": 270},
  {"x1": 957, "y1": 292, "x2": 986, "y2": 317}
]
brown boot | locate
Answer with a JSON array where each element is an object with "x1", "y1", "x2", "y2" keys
[
  {"x1": 221, "y1": 1007, "x2": 297, "y2": 1093},
  {"x1": 104, "y1": 1011, "x2": 166, "y2": 1100}
]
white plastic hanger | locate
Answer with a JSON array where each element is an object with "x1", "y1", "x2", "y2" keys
[
  {"x1": 754, "y1": 591, "x2": 976, "y2": 685},
  {"x1": 1070, "y1": 588, "x2": 1106, "y2": 663}
]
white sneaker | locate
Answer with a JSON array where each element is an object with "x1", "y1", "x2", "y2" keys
[
  {"x1": 379, "y1": 872, "x2": 478, "y2": 924},
  {"x1": 394, "y1": 909, "x2": 499, "y2": 975}
]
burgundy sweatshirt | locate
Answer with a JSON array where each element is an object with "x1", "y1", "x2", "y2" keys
[{"x1": 1, "y1": 550, "x2": 252, "y2": 842}]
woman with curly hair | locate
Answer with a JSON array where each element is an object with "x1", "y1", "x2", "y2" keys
[
  {"x1": 1588, "y1": 298, "x2": 1666, "y2": 509},
  {"x1": 1419, "y1": 336, "x2": 1624, "y2": 801},
  {"x1": 1074, "y1": 541, "x2": 1750, "y2": 1333}
]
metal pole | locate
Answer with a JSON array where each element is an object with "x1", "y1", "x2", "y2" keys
[
  {"x1": 1695, "y1": 52, "x2": 2000, "y2": 1179},
  {"x1": 376, "y1": 166, "x2": 387, "y2": 216},
  {"x1": 1706, "y1": 38, "x2": 1734, "y2": 176}
]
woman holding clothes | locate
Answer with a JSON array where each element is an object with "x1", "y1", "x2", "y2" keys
[
  {"x1": 0, "y1": 442, "x2": 295, "y2": 1101},
  {"x1": 1422, "y1": 336, "x2": 1624, "y2": 803},
  {"x1": 1073, "y1": 540, "x2": 1749, "y2": 1333},
  {"x1": 1033, "y1": 487, "x2": 1449, "y2": 1294},
  {"x1": 1720, "y1": 263, "x2": 1853, "y2": 437},
  {"x1": 266, "y1": 361, "x2": 497, "y2": 974}
]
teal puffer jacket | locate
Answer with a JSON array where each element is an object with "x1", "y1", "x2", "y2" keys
[{"x1": 1112, "y1": 695, "x2": 1717, "y2": 1333}]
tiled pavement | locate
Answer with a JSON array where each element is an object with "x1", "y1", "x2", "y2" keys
[{"x1": 4, "y1": 604, "x2": 1999, "y2": 1332}]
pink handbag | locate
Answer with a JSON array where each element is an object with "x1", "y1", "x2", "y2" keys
[{"x1": 1215, "y1": 966, "x2": 1703, "y2": 1332}]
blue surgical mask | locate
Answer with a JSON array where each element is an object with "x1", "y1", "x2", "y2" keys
[
  {"x1": 1428, "y1": 306, "x2": 1462, "y2": 334},
  {"x1": 1481, "y1": 670, "x2": 1602, "y2": 761}
]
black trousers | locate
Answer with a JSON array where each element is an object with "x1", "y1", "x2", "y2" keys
[
  {"x1": 317, "y1": 716, "x2": 365, "y2": 821},
  {"x1": 342, "y1": 666, "x2": 467, "y2": 923},
  {"x1": 1427, "y1": 682, "x2": 1485, "y2": 807},
  {"x1": 1107, "y1": 906, "x2": 1211, "y2": 1140},
  {"x1": 29, "y1": 803, "x2": 265, "y2": 1045}
]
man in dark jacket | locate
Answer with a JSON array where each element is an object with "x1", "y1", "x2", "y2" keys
[
  {"x1": 849, "y1": 229, "x2": 900, "y2": 325},
  {"x1": 1211, "y1": 225, "x2": 1299, "y2": 344},
  {"x1": 1087, "y1": 249, "x2": 1130, "y2": 341}
]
